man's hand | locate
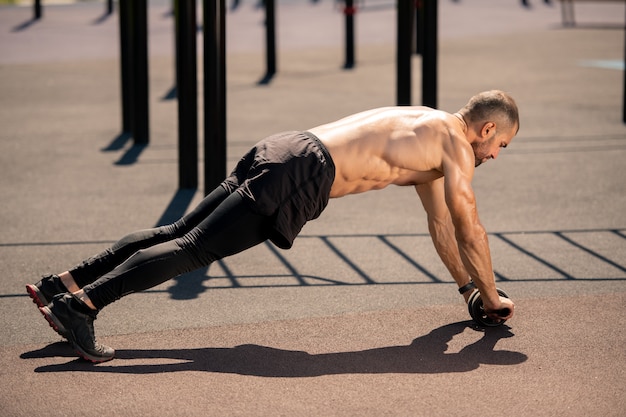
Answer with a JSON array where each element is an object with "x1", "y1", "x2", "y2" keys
[{"x1": 484, "y1": 296, "x2": 515, "y2": 321}]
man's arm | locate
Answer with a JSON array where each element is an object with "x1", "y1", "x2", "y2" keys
[
  {"x1": 415, "y1": 179, "x2": 474, "y2": 303},
  {"x1": 439, "y1": 136, "x2": 513, "y2": 317}
]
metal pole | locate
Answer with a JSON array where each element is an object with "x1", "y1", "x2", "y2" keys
[
  {"x1": 107, "y1": 0, "x2": 114, "y2": 15},
  {"x1": 34, "y1": 0, "x2": 42, "y2": 20},
  {"x1": 131, "y1": 0, "x2": 150, "y2": 144},
  {"x1": 396, "y1": 0, "x2": 414, "y2": 105},
  {"x1": 175, "y1": 0, "x2": 198, "y2": 189},
  {"x1": 415, "y1": 0, "x2": 424, "y2": 55},
  {"x1": 259, "y1": 0, "x2": 277, "y2": 84},
  {"x1": 204, "y1": 0, "x2": 227, "y2": 194},
  {"x1": 422, "y1": 0, "x2": 438, "y2": 108},
  {"x1": 119, "y1": 0, "x2": 133, "y2": 134},
  {"x1": 623, "y1": 4, "x2": 626, "y2": 123},
  {"x1": 344, "y1": 0, "x2": 356, "y2": 69}
]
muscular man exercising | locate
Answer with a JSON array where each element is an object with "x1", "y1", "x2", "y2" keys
[{"x1": 27, "y1": 90, "x2": 519, "y2": 362}]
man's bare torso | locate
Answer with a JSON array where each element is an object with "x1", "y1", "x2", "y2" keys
[{"x1": 308, "y1": 107, "x2": 467, "y2": 198}]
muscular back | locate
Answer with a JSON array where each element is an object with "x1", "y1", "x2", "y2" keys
[{"x1": 308, "y1": 107, "x2": 469, "y2": 198}]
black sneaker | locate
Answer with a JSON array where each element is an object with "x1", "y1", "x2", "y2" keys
[
  {"x1": 26, "y1": 274, "x2": 67, "y2": 308},
  {"x1": 39, "y1": 294, "x2": 115, "y2": 363}
]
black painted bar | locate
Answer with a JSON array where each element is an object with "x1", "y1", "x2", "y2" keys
[
  {"x1": 623, "y1": 5, "x2": 626, "y2": 123},
  {"x1": 204, "y1": 0, "x2": 227, "y2": 195},
  {"x1": 415, "y1": 0, "x2": 424, "y2": 55},
  {"x1": 118, "y1": 0, "x2": 133, "y2": 134},
  {"x1": 34, "y1": 0, "x2": 42, "y2": 20},
  {"x1": 176, "y1": 0, "x2": 198, "y2": 189},
  {"x1": 422, "y1": 0, "x2": 438, "y2": 108},
  {"x1": 107, "y1": 0, "x2": 114, "y2": 15},
  {"x1": 396, "y1": 0, "x2": 414, "y2": 105},
  {"x1": 132, "y1": 0, "x2": 150, "y2": 144},
  {"x1": 343, "y1": 0, "x2": 355, "y2": 69},
  {"x1": 259, "y1": 0, "x2": 277, "y2": 84}
]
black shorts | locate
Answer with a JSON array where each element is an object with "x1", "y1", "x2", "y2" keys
[{"x1": 221, "y1": 131, "x2": 336, "y2": 249}]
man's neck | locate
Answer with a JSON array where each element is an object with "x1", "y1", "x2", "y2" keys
[{"x1": 453, "y1": 112, "x2": 468, "y2": 134}]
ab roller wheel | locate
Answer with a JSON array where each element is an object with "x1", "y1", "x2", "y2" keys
[{"x1": 468, "y1": 288, "x2": 511, "y2": 327}]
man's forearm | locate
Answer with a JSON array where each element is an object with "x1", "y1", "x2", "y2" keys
[
  {"x1": 455, "y1": 226, "x2": 500, "y2": 308},
  {"x1": 427, "y1": 217, "x2": 473, "y2": 293}
]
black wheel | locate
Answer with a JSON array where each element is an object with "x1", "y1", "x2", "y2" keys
[{"x1": 468, "y1": 288, "x2": 510, "y2": 327}]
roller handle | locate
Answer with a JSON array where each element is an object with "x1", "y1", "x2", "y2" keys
[{"x1": 495, "y1": 308, "x2": 511, "y2": 317}]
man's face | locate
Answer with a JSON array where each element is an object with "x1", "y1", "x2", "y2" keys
[{"x1": 472, "y1": 124, "x2": 517, "y2": 167}]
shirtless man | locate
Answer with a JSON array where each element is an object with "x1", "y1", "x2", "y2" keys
[{"x1": 27, "y1": 90, "x2": 519, "y2": 363}]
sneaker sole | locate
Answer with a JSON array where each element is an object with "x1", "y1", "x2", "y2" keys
[
  {"x1": 26, "y1": 284, "x2": 49, "y2": 308},
  {"x1": 39, "y1": 306, "x2": 114, "y2": 364},
  {"x1": 69, "y1": 340, "x2": 115, "y2": 364},
  {"x1": 39, "y1": 305, "x2": 69, "y2": 339}
]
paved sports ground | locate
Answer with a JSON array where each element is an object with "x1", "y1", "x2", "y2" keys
[{"x1": 0, "y1": 0, "x2": 625, "y2": 415}]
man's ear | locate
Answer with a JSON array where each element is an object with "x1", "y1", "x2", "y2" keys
[{"x1": 481, "y1": 122, "x2": 496, "y2": 138}]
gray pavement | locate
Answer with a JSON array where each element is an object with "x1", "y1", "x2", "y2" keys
[{"x1": 1, "y1": 1, "x2": 625, "y2": 416}]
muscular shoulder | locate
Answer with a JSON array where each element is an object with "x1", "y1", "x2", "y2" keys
[{"x1": 406, "y1": 111, "x2": 464, "y2": 156}]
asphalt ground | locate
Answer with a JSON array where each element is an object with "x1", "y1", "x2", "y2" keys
[{"x1": 0, "y1": 1, "x2": 625, "y2": 416}]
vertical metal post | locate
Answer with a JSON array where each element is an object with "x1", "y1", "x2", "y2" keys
[
  {"x1": 623, "y1": 4, "x2": 626, "y2": 123},
  {"x1": 259, "y1": 0, "x2": 277, "y2": 84},
  {"x1": 131, "y1": 0, "x2": 150, "y2": 144},
  {"x1": 34, "y1": 0, "x2": 42, "y2": 20},
  {"x1": 415, "y1": 0, "x2": 424, "y2": 55},
  {"x1": 204, "y1": 0, "x2": 227, "y2": 195},
  {"x1": 422, "y1": 0, "x2": 438, "y2": 108},
  {"x1": 119, "y1": 0, "x2": 133, "y2": 133},
  {"x1": 343, "y1": 0, "x2": 355, "y2": 69},
  {"x1": 396, "y1": 0, "x2": 414, "y2": 105},
  {"x1": 107, "y1": 0, "x2": 114, "y2": 15},
  {"x1": 175, "y1": 0, "x2": 198, "y2": 189}
]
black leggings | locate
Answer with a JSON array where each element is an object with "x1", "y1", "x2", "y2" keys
[{"x1": 72, "y1": 186, "x2": 272, "y2": 309}]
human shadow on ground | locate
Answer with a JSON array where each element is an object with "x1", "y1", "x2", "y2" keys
[{"x1": 24, "y1": 321, "x2": 527, "y2": 377}]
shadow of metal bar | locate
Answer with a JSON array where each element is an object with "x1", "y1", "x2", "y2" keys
[
  {"x1": 11, "y1": 19, "x2": 38, "y2": 32},
  {"x1": 493, "y1": 233, "x2": 575, "y2": 280},
  {"x1": 611, "y1": 229, "x2": 626, "y2": 240},
  {"x1": 213, "y1": 259, "x2": 241, "y2": 288},
  {"x1": 494, "y1": 271, "x2": 511, "y2": 282},
  {"x1": 554, "y1": 232, "x2": 626, "y2": 272},
  {"x1": 102, "y1": 132, "x2": 133, "y2": 152},
  {"x1": 154, "y1": 188, "x2": 197, "y2": 226},
  {"x1": 264, "y1": 241, "x2": 309, "y2": 286},
  {"x1": 319, "y1": 236, "x2": 375, "y2": 284},
  {"x1": 377, "y1": 235, "x2": 442, "y2": 283},
  {"x1": 114, "y1": 144, "x2": 148, "y2": 165}
]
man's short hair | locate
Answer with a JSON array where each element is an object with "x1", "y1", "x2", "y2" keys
[{"x1": 462, "y1": 90, "x2": 520, "y2": 132}]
